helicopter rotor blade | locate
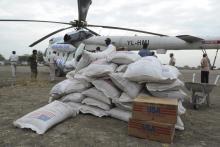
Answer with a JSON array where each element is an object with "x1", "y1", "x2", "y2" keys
[
  {"x1": 29, "y1": 26, "x2": 73, "y2": 47},
  {"x1": 87, "y1": 24, "x2": 168, "y2": 36},
  {"x1": 78, "y1": 0, "x2": 92, "y2": 22},
  {"x1": 0, "y1": 19, "x2": 71, "y2": 25},
  {"x1": 84, "y1": 27, "x2": 100, "y2": 36}
]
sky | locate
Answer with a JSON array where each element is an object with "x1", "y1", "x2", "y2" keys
[{"x1": 0, "y1": 0, "x2": 220, "y2": 67}]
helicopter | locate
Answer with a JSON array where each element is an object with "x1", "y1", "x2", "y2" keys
[{"x1": 0, "y1": 0, "x2": 219, "y2": 76}]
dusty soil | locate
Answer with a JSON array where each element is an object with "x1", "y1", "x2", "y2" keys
[{"x1": 0, "y1": 66, "x2": 220, "y2": 147}]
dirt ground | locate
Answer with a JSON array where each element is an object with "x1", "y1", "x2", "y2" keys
[{"x1": 0, "y1": 66, "x2": 220, "y2": 147}]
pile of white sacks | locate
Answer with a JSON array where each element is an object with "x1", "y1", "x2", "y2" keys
[
  {"x1": 14, "y1": 44, "x2": 186, "y2": 134},
  {"x1": 51, "y1": 45, "x2": 186, "y2": 125}
]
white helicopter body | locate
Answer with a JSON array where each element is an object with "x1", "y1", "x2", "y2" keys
[{"x1": 43, "y1": 29, "x2": 220, "y2": 76}]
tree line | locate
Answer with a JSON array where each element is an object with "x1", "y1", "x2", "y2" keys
[{"x1": 0, "y1": 51, "x2": 44, "y2": 63}]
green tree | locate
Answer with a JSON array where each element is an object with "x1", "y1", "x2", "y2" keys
[
  {"x1": 18, "y1": 54, "x2": 29, "y2": 62},
  {"x1": 0, "y1": 54, "x2": 5, "y2": 61}
]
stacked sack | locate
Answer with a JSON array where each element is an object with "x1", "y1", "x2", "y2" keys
[
  {"x1": 49, "y1": 48, "x2": 187, "y2": 130},
  {"x1": 123, "y1": 56, "x2": 186, "y2": 130}
]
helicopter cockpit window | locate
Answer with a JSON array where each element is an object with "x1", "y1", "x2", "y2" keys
[
  {"x1": 64, "y1": 31, "x2": 93, "y2": 44},
  {"x1": 79, "y1": 31, "x2": 93, "y2": 39}
]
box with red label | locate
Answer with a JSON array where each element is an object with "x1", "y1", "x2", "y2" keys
[
  {"x1": 132, "y1": 96, "x2": 178, "y2": 124},
  {"x1": 128, "y1": 119, "x2": 175, "y2": 143}
]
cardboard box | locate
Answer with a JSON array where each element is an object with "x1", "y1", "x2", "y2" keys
[
  {"x1": 132, "y1": 96, "x2": 178, "y2": 124},
  {"x1": 128, "y1": 119, "x2": 175, "y2": 143}
]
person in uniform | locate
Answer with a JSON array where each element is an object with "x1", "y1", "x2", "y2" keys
[
  {"x1": 201, "y1": 53, "x2": 210, "y2": 83},
  {"x1": 29, "y1": 50, "x2": 38, "y2": 81},
  {"x1": 48, "y1": 51, "x2": 58, "y2": 82},
  {"x1": 169, "y1": 53, "x2": 176, "y2": 66},
  {"x1": 9, "y1": 51, "x2": 19, "y2": 78},
  {"x1": 138, "y1": 43, "x2": 152, "y2": 57}
]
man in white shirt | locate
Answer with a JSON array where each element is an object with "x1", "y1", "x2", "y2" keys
[
  {"x1": 48, "y1": 51, "x2": 58, "y2": 81},
  {"x1": 9, "y1": 51, "x2": 19, "y2": 78}
]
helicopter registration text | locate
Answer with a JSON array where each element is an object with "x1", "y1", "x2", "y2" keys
[{"x1": 127, "y1": 40, "x2": 149, "y2": 46}]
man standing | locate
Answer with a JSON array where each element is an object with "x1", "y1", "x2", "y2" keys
[
  {"x1": 48, "y1": 51, "x2": 58, "y2": 82},
  {"x1": 9, "y1": 51, "x2": 19, "y2": 78},
  {"x1": 201, "y1": 53, "x2": 210, "y2": 83},
  {"x1": 169, "y1": 53, "x2": 176, "y2": 66},
  {"x1": 105, "y1": 38, "x2": 115, "y2": 48},
  {"x1": 104, "y1": 38, "x2": 116, "y2": 52},
  {"x1": 29, "y1": 50, "x2": 38, "y2": 81},
  {"x1": 138, "y1": 43, "x2": 152, "y2": 57}
]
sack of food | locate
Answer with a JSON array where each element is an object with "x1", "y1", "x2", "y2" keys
[
  {"x1": 79, "y1": 59, "x2": 117, "y2": 78},
  {"x1": 92, "y1": 79, "x2": 121, "y2": 99},
  {"x1": 61, "y1": 93, "x2": 85, "y2": 103},
  {"x1": 107, "y1": 51, "x2": 141, "y2": 65},
  {"x1": 107, "y1": 108, "x2": 132, "y2": 122},
  {"x1": 112, "y1": 99, "x2": 133, "y2": 111},
  {"x1": 161, "y1": 65, "x2": 181, "y2": 83},
  {"x1": 49, "y1": 79, "x2": 91, "y2": 100},
  {"x1": 82, "y1": 98, "x2": 111, "y2": 111},
  {"x1": 109, "y1": 73, "x2": 142, "y2": 98},
  {"x1": 150, "y1": 89, "x2": 187, "y2": 101},
  {"x1": 116, "y1": 65, "x2": 128, "y2": 73},
  {"x1": 146, "y1": 79, "x2": 184, "y2": 91},
  {"x1": 13, "y1": 101, "x2": 76, "y2": 134},
  {"x1": 123, "y1": 56, "x2": 164, "y2": 83},
  {"x1": 80, "y1": 105, "x2": 108, "y2": 117},
  {"x1": 82, "y1": 87, "x2": 112, "y2": 105},
  {"x1": 118, "y1": 93, "x2": 134, "y2": 103}
]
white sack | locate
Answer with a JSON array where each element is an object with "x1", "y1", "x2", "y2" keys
[
  {"x1": 74, "y1": 73, "x2": 94, "y2": 83},
  {"x1": 80, "y1": 105, "x2": 108, "y2": 117},
  {"x1": 66, "y1": 70, "x2": 76, "y2": 80},
  {"x1": 116, "y1": 65, "x2": 128, "y2": 73},
  {"x1": 160, "y1": 65, "x2": 181, "y2": 83},
  {"x1": 65, "y1": 102, "x2": 82, "y2": 114},
  {"x1": 61, "y1": 93, "x2": 85, "y2": 103},
  {"x1": 123, "y1": 56, "x2": 164, "y2": 83},
  {"x1": 13, "y1": 101, "x2": 76, "y2": 134},
  {"x1": 162, "y1": 65, "x2": 180, "y2": 79},
  {"x1": 79, "y1": 59, "x2": 117, "y2": 78},
  {"x1": 84, "y1": 44, "x2": 116, "y2": 60},
  {"x1": 92, "y1": 79, "x2": 121, "y2": 99},
  {"x1": 150, "y1": 89, "x2": 187, "y2": 101},
  {"x1": 107, "y1": 51, "x2": 141, "y2": 65},
  {"x1": 118, "y1": 93, "x2": 134, "y2": 103},
  {"x1": 146, "y1": 79, "x2": 184, "y2": 91},
  {"x1": 112, "y1": 99, "x2": 133, "y2": 111},
  {"x1": 74, "y1": 43, "x2": 85, "y2": 64},
  {"x1": 82, "y1": 87, "x2": 111, "y2": 105},
  {"x1": 49, "y1": 79, "x2": 91, "y2": 100},
  {"x1": 175, "y1": 115, "x2": 184, "y2": 130},
  {"x1": 82, "y1": 98, "x2": 111, "y2": 111},
  {"x1": 107, "y1": 108, "x2": 132, "y2": 122},
  {"x1": 109, "y1": 73, "x2": 142, "y2": 98},
  {"x1": 65, "y1": 60, "x2": 76, "y2": 69},
  {"x1": 75, "y1": 52, "x2": 92, "y2": 72},
  {"x1": 178, "y1": 100, "x2": 186, "y2": 115}
]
